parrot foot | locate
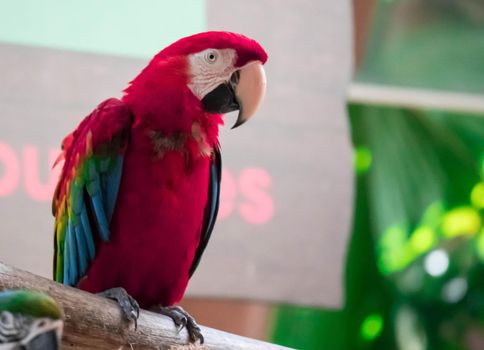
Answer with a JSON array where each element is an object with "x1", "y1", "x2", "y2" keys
[
  {"x1": 97, "y1": 287, "x2": 140, "y2": 330},
  {"x1": 153, "y1": 306, "x2": 204, "y2": 344}
]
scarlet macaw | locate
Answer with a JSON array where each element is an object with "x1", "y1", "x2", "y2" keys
[{"x1": 52, "y1": 31, "x2": 267, "y2": 342}]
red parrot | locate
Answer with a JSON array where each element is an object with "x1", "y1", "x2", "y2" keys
[{"x1": 52, "y1": 31, "x2": 267, "y2": 342}]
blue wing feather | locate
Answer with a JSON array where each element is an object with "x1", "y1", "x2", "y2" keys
[
  {"x1": 90, "y1": 194, "x2": 110, "y2": 241},
  {"x1": 65, "y1": 221, "x2": 78, "y2": 285},
  {"x1": 80, "y1": 204, "x2": 96, "y2": 260},
  {"x1": 74, "y1": 224, "x2": 88, "y2": 275},
  {"x1": 206, "y1": 161, "x2": 219, "y2": 231},
  {"x1": 105, "y1": 156, "x2": 124, "y2": 219},
  {"x1": 188, "y1": 148, "x2": 222, "y2": 277},
  {"x1": 63, "y1": 233, "x2": 71, "y2": 285}
]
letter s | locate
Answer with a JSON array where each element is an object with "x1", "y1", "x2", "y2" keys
[{"x1": 239, "y1": 167, "x2": 274, "y2": 225}]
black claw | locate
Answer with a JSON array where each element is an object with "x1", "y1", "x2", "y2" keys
[
  {"x1": 97, "y1": 287, "x2": 140, "y2": 330},
  {"x1": 188, "y1": 323, "x2": 203, "y2": 344},
  {"x1": 128, "y1": 295, "x2": 140, "y2": 322},
  {"x1": 176, "y1": 317, "x2": 188, "y2": 333},
  {"x1": 155, "y1": 306, "x2": 204, "y2": 344},
  {"x1": 130, "y1": 311, "x2": 138, "y2": 330}
]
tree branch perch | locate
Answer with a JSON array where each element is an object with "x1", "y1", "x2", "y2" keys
[{"x1": 0, "y1": 261, "x2": 292, "y2": 350}]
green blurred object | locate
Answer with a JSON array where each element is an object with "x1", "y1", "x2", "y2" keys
[
  {"x1": 271, "y1": 0, "x2": 484, "y2": 349},
  {"x1": 0, "y1": 290, "x2": 63, "y2": 349},
  {"x1": 358, "y1": 0, "x2": 484, "y2": 93},
  {"x1": 0, "y1": 290, "x2": 63, "y2": 320}
]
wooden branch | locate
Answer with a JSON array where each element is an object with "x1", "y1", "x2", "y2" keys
[{"x1": 0, "y1": 261, "x2": 292, "y2": 350}]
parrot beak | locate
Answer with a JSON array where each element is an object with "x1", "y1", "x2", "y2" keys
[
  {"x1": 20, "y1": 319, "x2": 63, "y2": 350},
  {"x1": 201, "y1": 61, "x2": 266, "y2": 128},
  {"x1": 231, "y1": 61, "x2": 266, "y2": 129},
  {"x1": 23, "y1": 330, "x2": 61, "y2": 350}
]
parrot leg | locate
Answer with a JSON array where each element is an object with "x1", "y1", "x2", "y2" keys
[
  {"x1": 97, "y1": 288, "x2": 140, "y2": 330},
  {"x1": 153, "y1": 305, "x2": 204, "y2": 344}
]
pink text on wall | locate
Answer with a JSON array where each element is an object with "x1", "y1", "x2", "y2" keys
[{"x1": 0, "y1": 142, "x2": 274, "y2": 224}]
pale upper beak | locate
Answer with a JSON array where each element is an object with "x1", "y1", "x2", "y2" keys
[
  {"x1": 200, "y1": 61, "x2": 266, "y2": 128},
  {"x1": 232, "y1": 61, "x2": 267, "y2": 128}
]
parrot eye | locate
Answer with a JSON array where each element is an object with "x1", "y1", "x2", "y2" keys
[{"x1": 204, "y1": 50, "x2": 218, "y2": 63}]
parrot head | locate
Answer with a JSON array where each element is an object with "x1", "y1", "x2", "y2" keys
[
  {"x1": 123, "y1": 31, "x2": 268, "y2": 130},
  {"x1": 0, "y1": 290, "x2": 63, "y2": 350}
]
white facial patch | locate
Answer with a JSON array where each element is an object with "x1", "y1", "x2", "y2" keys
[{"x1": 187, "y1": 48, "x2": 237, "y2": 100}]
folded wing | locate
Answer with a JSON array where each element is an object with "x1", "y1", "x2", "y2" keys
[{"x1": 52, "y1": 98, "x2": 133, "y2": 286}]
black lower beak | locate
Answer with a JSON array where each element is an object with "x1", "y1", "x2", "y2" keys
[
  {"x1": 201, "y1": 82, "x2": 239, "y2": 115},
  {"x1": 25, "y1": 330, "x2": 60, "y2": 350}
]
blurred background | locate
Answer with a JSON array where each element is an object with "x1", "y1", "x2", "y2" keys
[{"x1": 0, "y1": 0, "x2": 483, "y2": 349}]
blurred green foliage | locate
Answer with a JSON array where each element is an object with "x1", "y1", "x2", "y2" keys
[
  {"x1": 271, "y1": 0, "x2": 484, "y2": 349},
  {"x1": 358, "y1": 0, "x2": 484, "y2": 93}
]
